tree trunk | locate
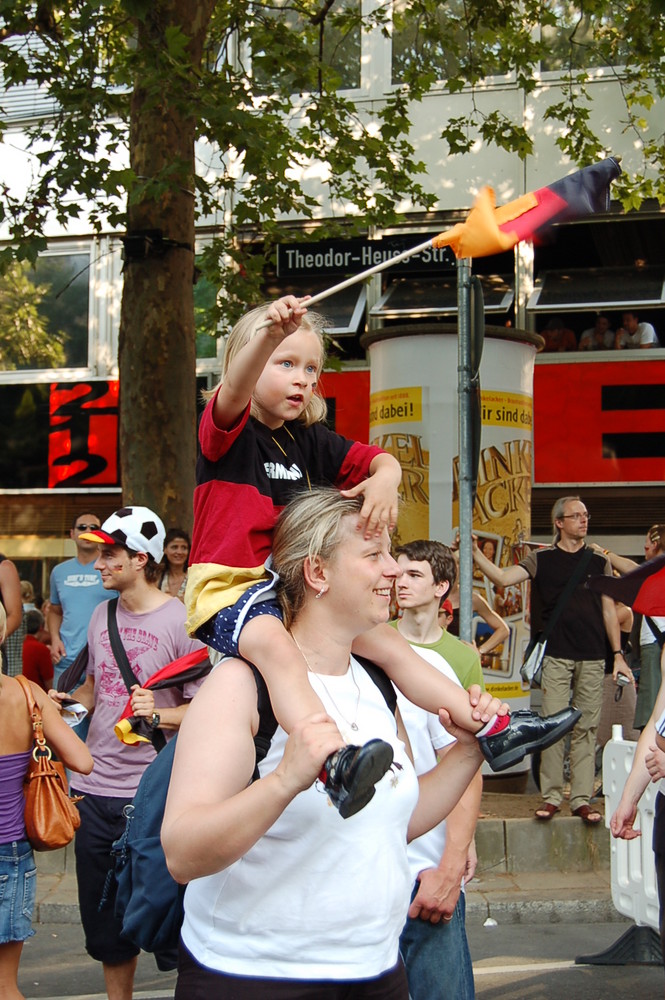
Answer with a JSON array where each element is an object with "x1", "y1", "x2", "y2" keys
[{"x1": 119, "y1": 0, "x2": 215, "y2": 530}]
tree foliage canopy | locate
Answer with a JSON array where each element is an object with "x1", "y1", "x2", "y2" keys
[
  {"x1": 1, "y1": 1, "x2": 664, "y2": 522},
  {"x1": 1, "y1": 0, "x2": 664, "y2": 322}
]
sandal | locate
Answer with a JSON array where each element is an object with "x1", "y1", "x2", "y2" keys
[
  {"x1": 572, "y1": 805, "x2": 602, "y2": 826},
  {"x1": 534, "y1": 803, "x2": 559, "y2": 821}
]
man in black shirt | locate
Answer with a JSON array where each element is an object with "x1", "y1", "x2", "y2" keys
[{"x1": 472, "y1": 497, "x2": 634, "y2": 824}]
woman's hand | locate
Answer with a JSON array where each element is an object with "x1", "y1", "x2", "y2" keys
[
  {"x1": 437, "y1": 708, "x2": 482, "y2": 755},
  {"x1": 273, "y1": 713, "x2": 344, "y2": 797}
]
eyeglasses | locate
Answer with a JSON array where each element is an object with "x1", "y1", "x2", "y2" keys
[
  {"x1": 561, "y1": 513, "x2": 590, "y2": 522},
  {"x1": 75, "y1": 524, "x2": 101, "y2": 532}
]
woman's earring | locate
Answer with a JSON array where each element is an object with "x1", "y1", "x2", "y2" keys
[{"x1": 316, "y1": 586, "x2": 328, "y2": 600}]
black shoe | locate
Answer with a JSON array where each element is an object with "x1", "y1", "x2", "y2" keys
[
  {"x1": 320, "y1": 740, "x2": 394, "y2": 819},
  {"x1": 478, "y1": 707, "x2": 582, "y2": 773}
]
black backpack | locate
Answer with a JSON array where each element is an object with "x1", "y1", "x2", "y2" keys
[{"x1": 109, "y1": 658, "x2": 396, "y2": 971}]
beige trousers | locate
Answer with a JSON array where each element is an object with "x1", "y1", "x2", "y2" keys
[{"x1": 539, "y1": 656, "x2": 604, "y2": 811}]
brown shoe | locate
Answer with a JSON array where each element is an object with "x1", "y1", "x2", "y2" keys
[
  {"x1": 534, "y1": 803, "x2": 560, "y2": 821},
  {"x1": 572, "y1": 804, "x2": 602, "y2": 825}
]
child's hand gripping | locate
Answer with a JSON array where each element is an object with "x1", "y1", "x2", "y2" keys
[
  {"x1": 340, "y1": 454, "x2": 401, "y2": 538},
  {"x1": 263, "y1": 295, "x2": 310, "y2": 342}
]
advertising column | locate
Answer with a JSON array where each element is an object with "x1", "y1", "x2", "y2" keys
[{"x1": 364, "y1": 324, "x2": 541, "y2": 715}]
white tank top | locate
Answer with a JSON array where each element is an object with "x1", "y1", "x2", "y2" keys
[{"x1": 181, "y1": 656, "x2": 418, "y2": 981}]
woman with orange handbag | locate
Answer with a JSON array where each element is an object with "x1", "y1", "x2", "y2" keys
[{"x1": 0, "y1": 604, "x2": 93, "y2": 1000}]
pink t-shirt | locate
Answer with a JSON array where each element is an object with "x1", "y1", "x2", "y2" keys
[{"x1": 72, "y1": 597, "x2": 205, "y2": 798}]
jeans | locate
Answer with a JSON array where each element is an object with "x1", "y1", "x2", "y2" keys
[
  {"x1": 0, "y1": 839, "x2": 36, "y2": 944},
  {"x1": 399, "y1": 889, "x2": 474, "y2": 1000}
]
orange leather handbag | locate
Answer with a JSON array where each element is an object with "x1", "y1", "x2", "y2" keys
[{"x1": 16, "y1": 675, "x2": 82, "y2": 852}]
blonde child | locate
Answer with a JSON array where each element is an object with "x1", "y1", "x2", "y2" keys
[{"x1": 185, "y1": 296, "x2": 578, "y2": 816}]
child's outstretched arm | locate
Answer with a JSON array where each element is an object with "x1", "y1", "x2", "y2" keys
[
  {"x1": 352, "y1": 623, "x2": 507, "y2": 728},
  {"x1": 340, "y1": 452, "x2": 402, "y2": 538},
  {"x1": 214, "y1": 295, "x2": 309, "y2": 429}
]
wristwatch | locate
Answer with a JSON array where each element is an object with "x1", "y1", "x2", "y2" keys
[{"x1": 150, "y1": 711, "x2": 161, "y2": 729}]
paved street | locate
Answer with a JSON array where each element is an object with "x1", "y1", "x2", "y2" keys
[
  {"x1": 470, "y1": 919, "x2": 664, "y2": 998},
  {"x1": 16, "y1": 918, "x2": 664, "y2": 1000}
]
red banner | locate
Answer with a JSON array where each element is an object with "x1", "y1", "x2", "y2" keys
[
  {"x1": 48, "y1": 381, "x2": 120, "y2": 488},
  {"x1": 534, "y1": 360, "x2": 665, "y2": 484}
]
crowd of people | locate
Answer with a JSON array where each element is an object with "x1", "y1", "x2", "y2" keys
[
  {"x1": 540, "y1": 311, "x2": 661, "y2": 352},
  {"x1": 1, "y1": 293, "x2": 664, "y2": 999}
]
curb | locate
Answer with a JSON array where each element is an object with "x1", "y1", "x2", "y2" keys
[
  {"x1": 34, "y1": 816, "x2": 620, "y2": 927},
  {"x1": 35, "y1": 870, "x2": 621, "y2": 929}
]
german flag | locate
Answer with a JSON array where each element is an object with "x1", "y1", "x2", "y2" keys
[
  {"x1": 114, "y1": 647, "x2": 212, "y2": 746},
  {"x1": 586, "y1": 552, "x2": 665, "y2": 616},
  {"x1": 433, "y1": 157, "x2": 622, "y2": 259}
]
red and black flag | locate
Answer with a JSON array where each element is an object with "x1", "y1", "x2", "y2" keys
[
  {"x1": 115, "y1": 647, "x2": 212, "y2": 746},
  {"x1": 586, "y1": 553, "x2": 665, "y2": 616},
  {"x1": 432, "y1": 157, "x2": 622, "y2": 259}
]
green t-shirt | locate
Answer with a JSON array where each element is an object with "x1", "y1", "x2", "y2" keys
[{"x1": 390, "y1": 619, "x2": 485, "y2": 692}]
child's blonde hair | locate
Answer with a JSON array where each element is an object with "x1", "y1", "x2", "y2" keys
[{"x1": 203, "y1": 303, "x2": 329, "y2": 426}]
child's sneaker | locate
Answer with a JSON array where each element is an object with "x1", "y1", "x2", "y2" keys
[
  {"x1": 319, "y1": 740, "x2": 394, "y2": 819},
  {"x1": 478, "y1": 707, "x2": 582, "y2": 772}
]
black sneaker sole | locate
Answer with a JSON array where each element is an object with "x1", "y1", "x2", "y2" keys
[
  {"x1": 337, "y1": 741, "x2": 395, "y2": 820},
  {"x1": 487, "y1": 710, "x2": 582, "y2": 773}
]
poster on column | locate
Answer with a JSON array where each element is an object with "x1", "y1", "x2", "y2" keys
[
  {"x1": 368, "y1": 385, "x2": 429, "y2": 546},
  {"x1": 452, "y1": 387, "x2": 533, "y2": 693},
  {"x1": 365, "y1": 329, "x2": 539, "y2": 716}
]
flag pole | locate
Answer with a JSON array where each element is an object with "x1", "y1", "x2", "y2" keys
[
  {"x1": 255, "y1": 235, "x2": 444, "y2": 331},
  {"x1": 457, "y1": 257, "x2": 474, "y2": 643}
]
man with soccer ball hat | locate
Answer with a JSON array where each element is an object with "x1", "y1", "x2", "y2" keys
[{"x1": 50, "y1": 505, "x2": 206, "y2": 999}]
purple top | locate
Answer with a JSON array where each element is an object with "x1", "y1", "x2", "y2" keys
[{"x1": 0, "y1": 750, "x2": 31, "y2": 842}]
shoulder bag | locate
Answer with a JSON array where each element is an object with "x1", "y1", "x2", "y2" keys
[
  {"x1": 16, "y1": 675, "x2": 82, "y2": 851},
  {"x1": 520, "y1": 546, "x2": 595, "y2": 688}
]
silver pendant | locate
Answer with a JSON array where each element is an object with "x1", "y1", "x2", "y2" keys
[{"x1": 351, "y1": 723, "x2": 359, "y2": 731}]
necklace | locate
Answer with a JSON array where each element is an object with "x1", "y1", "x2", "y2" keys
[
  {"x1": 270, "y1": 426, "x2": 312, "y2": 490},
  {"x1": 291, "y1": 633, "x2": 360, "y2": 731}
]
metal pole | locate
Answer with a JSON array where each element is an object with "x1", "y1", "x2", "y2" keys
[{"x1": 457, "y1": 257, "x2": 473, "y2": 643}]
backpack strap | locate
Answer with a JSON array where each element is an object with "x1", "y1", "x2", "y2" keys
[
  {"x1": 646, "y1": 616, "x2": 665, "y2": 649},
  {"x1": 249, "y1": 665, "x2": 278, "y2": 782},
  {"x1": 351, "y1": 655, "x2": 397, "y2": 716}
]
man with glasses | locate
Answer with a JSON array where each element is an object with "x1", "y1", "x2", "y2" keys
[
  {"x1": 472, "y1": 496, "x2": 633, "y2": 825},
  {"x1": 48, "y1": 511, "x2": 117, "y2": 687}
]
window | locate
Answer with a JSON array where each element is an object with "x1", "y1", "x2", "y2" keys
[
  {"x1": 528, "y1": 266, "x2": 665, "y2": 312},
  {"x1": 194, "y1": 270, "x2": 221, "y2": 360},
  {"x1": 540, "y1": 2, "x2": 629, "y2": 72},
  {"x1": 262, "y1": 274, "x2": 367, "y2": 337},
  {"x1": 371, "y1": 274, "x2": 514, "y2": 319},
  {"x1": 0, "y1": 251, "x2": 90, "y2": 371},
  {"x1": 250, "y1": 0, "x2": 361, "y2": 93},
  {"x1": 391, "y1": 0, "x2": 509, "y2": 86}
]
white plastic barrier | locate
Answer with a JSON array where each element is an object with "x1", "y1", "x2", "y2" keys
[{"x1": 603, "y1": 729, "x2": 660, "y2": 931}]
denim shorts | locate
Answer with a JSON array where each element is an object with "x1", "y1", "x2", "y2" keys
[{"x1": 0, "y1": 839, "x2": 37, "y2": 944}]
